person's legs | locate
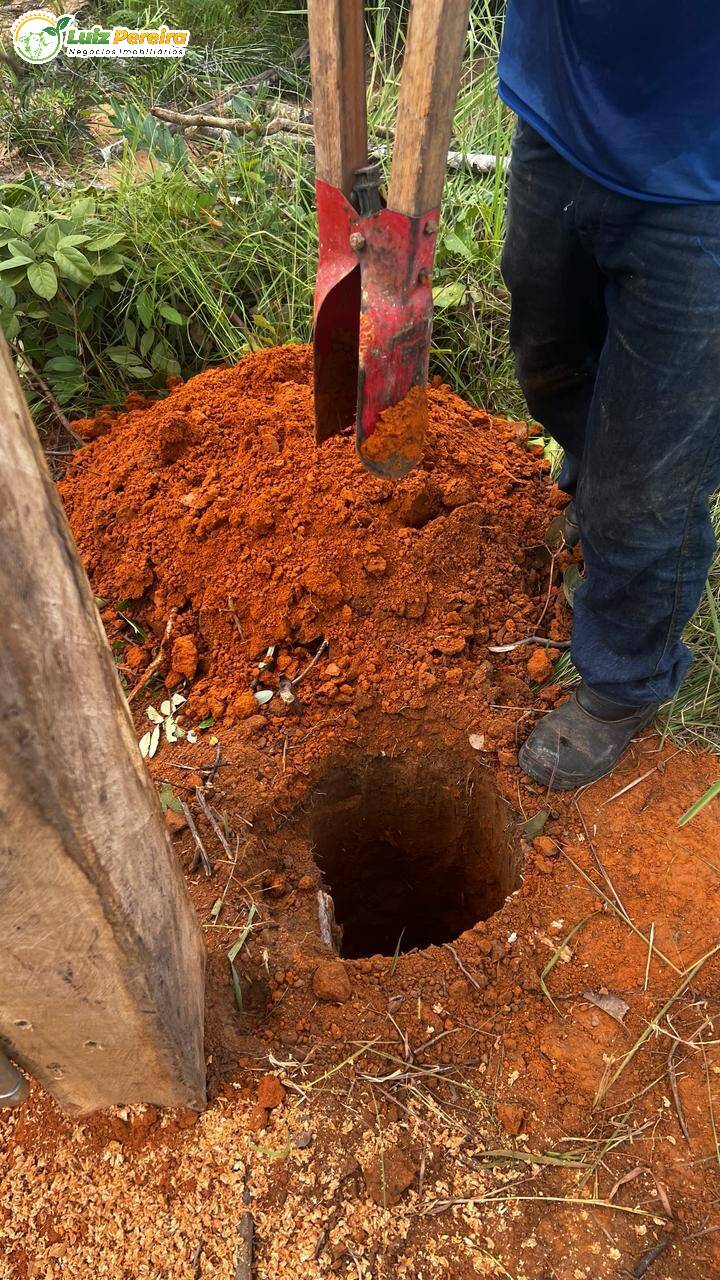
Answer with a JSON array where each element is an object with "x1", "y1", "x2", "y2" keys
[
  {"x1": 501, "y1": 118, "x2": 607, "y2": 495},
  {"x1": 572, "y1": 197, "x2": 720, "y2": 705},
  {"x1": 520, "y1": 194, "x2": 720, "y2": 787}
]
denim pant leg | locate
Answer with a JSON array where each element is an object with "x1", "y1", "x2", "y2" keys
[
  {"x1": 572, "y1": 199, "x2": 720, "y2": 705},
  {"x1": 501, "y1": 119, "x2": 608, "y2": 493}
]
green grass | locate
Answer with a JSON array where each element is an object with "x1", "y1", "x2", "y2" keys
[{"x1": 2, "y1": 0, "x2": 720, "y2": 761}]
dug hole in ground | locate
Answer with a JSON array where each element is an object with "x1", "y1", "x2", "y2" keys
[{"x1": 2, "y1": 344, "x2": 719, "y2": 1280}]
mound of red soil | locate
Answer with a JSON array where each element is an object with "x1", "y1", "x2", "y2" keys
[{"x1": 61, "y1": 344, "x2": 564, "y2": 754}]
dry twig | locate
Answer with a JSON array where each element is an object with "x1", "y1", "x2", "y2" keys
[
  {"x1": 233, "y1": 1211, "x2": 254, "y2": 1280},
  {"x1": 10, "y1": 342, "x2": 85, "y2": 447},
  {"x1": 292, "y1": 637, "x2": 329, "y2": 686},
  {"x1": 194, "y1": 786, "x2": 233, "y2": 859},
  {"x1": 127, "y1": 609, "x2": 177, "y2": 704},
  {"x1": 443, "y1": 942, "x2": 484, "y2": 992},
  {"x1": 182, "y1": 800, "x2": 213, "y2": 878}
]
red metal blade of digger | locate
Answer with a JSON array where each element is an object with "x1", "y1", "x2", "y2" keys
[
  {"x1": 313, "y1": 180, "x2": 361, "y2": 444},
  {"x1": 356, "y1": 207, "x2": 439, "y2": 479}
]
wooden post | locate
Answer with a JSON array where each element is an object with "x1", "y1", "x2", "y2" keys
[{"x1": 0, "y1": 336, "x2": 206, "y2": 1113}]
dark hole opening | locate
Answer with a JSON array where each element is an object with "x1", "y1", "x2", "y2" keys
[{"x1": 309, "y1": 753, "x2": 523, "y2": 959}]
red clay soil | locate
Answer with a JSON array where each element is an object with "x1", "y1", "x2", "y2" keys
[
  {"x1": 360, "y1": 385, "x2": 428, "y2": 471},
  {"x1": 1, "y1": 345, "x2": 719, "y2": 1280}
]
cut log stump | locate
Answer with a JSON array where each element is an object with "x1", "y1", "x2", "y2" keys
[{"x1": 0, "y1": 336, "x2": 206, "y2": 1113}]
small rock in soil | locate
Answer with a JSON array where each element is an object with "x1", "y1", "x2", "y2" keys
[
  {"x1": 361, "y1": 1144, "x2": 417, "y2": 1207},
  {"x1": 526, "y1": 647, "x2": 554, "y2": 683},
  {"x1": 169, "y1": 634, "x2": 198, "y2": 682},
  {"x1": 312, "y1": 959, "x2": 352, "y2": 1003},
  {"x1": 164, "y1": 808, "x2": 187, "y2": 835},
  {"x1": 256, "y1": 1074, "x2": 285, "y2": 1111},
  {"x1": 497, "y1": 1101, "x2": 527, "y2": 1135}
]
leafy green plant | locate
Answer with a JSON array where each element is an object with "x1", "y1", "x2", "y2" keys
[
  {"x1": 0, "y1": 189, "x2": 193, "y2": 409},
  {"x1": 1, "y1": 81, "x2": 88, "y2": 163}
]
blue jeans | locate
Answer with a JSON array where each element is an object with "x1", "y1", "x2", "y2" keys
[{"x1": 501, "y1": 119, "x2": 720, "y2": 706}]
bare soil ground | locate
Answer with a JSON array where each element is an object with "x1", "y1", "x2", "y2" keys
[{"x1": 1, "y1": 347, "x2": 719, "y2": 1280}]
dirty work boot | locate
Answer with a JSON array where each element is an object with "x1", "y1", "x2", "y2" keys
[
  {"x1": 519, "y1": 682, "x2": 659, "y2": 790},
  {"x1": 564, "y1": 499, "x2": 580, "y2": 548}
]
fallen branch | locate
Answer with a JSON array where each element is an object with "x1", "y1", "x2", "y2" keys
[
  {"x1": 150, "y1": 107, "x2": 506, "y2": 175},
  {"x1": 151, "y1": 106, "x2": 313, "y2": 137},
  {"x1": 10, "y1": 343, "x2": 85, "y2": 447},
  {"x1": 126, "y1": 609, "x2": 177, "y2": 705}
]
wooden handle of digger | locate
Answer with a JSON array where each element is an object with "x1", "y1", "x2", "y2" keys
[
  {"x1": 387, "y1": 0, "x2": 471, "y2": 215},
  {"x1": 308, "y1": 0, "x2": 368, "y2": 197}
]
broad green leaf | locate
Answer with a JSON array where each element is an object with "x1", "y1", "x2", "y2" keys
[
  {"x1": 92, "y1": 253, "x2": 123, "y2": 276},
  {"x1": 27, "y1": 260, "x2": 58, "y2": 300},
  {"x1": 433, "y1": 281, "x2": 466, "y2": 309},
  {"x1": 108, "y1": 347, "x2": 151, "y2": 374},
  {"x1": 136, "y1": 290, "x2": 153, "y2": 328},
  {"x1": 0, "y1": 268, "x2": 27, "y2": 287},
  {"x1": 45, "y1": 355, "x2": 83, "y2": 373},
  {"x1": 140, "y1": 328, "x2": 155, "y2": 358},
  {"x1": 158, "y1": 303, "x2": 184, "y2": 325},
  {"x1": 57, "y1": 233, "x2": 92, "y2": 249},
  {"x1": 53, "y1": 246, "x2": 93, "y2": 283},
  {"x1": 84, "y1": 230, "x2": 125, "y2": 251},
  {"x1": 0, "y1": 282, "x2": 16, "y2": 308},
  {"x1": 70, "y1": 198, "x2": 96, "y2": 219},
  {"x1": 563, "y1": 563, "x2": 583, "y2": 609},
  {"x1": 1, "y1": 312, "x2": 20, "y2": 340},
  {"x1": 38, "y1": 223, "x2": 62, "y2": 253},
  {"x1": 443, "y1": 229, "x2": 474, "y2": 259},
  {"x1": 522, "y1": 810, "x2": 550, "y2": 839},
  {"x1": 0, "y1": 255, "x2": 32, "y2": 271},
  {"x1": 7, "y1": 210, "x2": 39, "y2": 237},
  {"x1": 7, "y1": 238, "x2": 35, "y2": 261},
  {"x1": 124, "y1": 317, "x2": 137, "y2": 348},
  {"x1": 54, "y1": 333, "x2": 77, "y2": 352}
]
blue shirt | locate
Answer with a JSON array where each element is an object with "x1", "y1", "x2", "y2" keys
[{"x1": 498, "y1": 2, "x2": 720, "y2": 204}]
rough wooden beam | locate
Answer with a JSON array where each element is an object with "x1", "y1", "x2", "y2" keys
[{"x1": 0, "y1": 335, "x2": 206, "y2": 1114}]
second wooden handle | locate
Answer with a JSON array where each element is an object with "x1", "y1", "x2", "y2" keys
[{"x1": 388, "y1": 0, "x2": 471, "y2": 216}]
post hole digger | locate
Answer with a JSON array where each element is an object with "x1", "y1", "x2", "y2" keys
[{"x1": 308, "y1": 0, "x2": 471, "y2": 478}]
